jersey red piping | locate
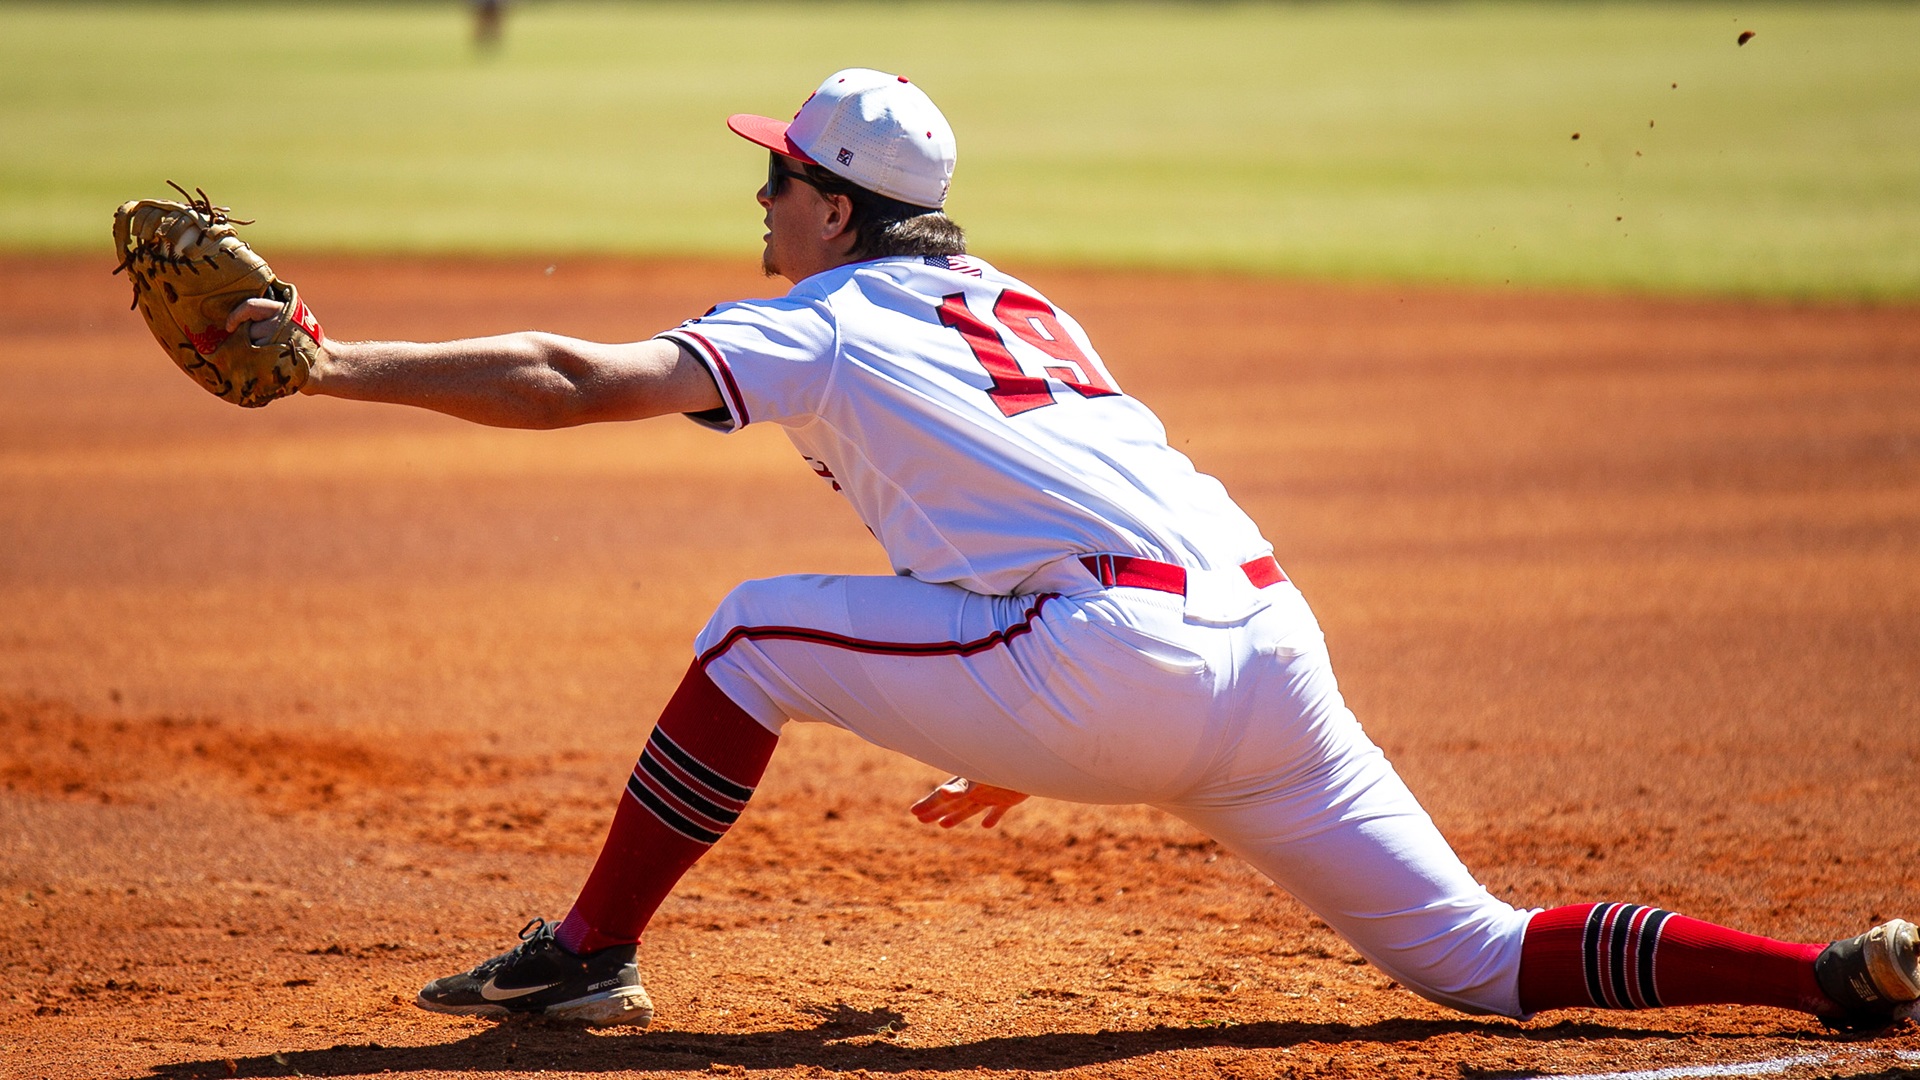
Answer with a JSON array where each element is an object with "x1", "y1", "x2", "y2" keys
[
  {"x1": 676, "y1": 330, "x2": 750, "y2": 427},
  {"x1": 697, "y1": 593, "x2": 1061, "y2": 669}
]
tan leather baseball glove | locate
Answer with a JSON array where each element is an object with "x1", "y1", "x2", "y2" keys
[{"x1": 113, "y1": 183, "x2": 324, "y2": 408}]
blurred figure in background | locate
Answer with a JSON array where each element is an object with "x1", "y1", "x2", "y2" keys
[{"x1": 472, "y1": 0, "x2": 504, "y2": 50}]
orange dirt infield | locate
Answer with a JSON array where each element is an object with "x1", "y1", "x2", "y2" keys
[{"x1": 3, "y1": 254, "x2": 1918, "y2": 1080}]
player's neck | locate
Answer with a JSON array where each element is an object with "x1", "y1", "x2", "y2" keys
[{"x1": 772, "y1": 249, "x2": 864, "y2": 284}]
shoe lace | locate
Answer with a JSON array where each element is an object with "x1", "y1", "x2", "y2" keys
[{"x1": 464, "y1": 917, "x2": 556, "y2": 982}]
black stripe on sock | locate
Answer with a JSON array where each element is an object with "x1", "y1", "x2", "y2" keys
[
  {"x1": 650, "y1": 729, "x2": 755, "y2": 803},
  {"x1": 1583, "y1": 904, "x2": 1612, "y2": 1007},
  {"x1": 1638, "y1": 908, "x2": 1672, "y2": 1008},
  {"x1": 1609, "y1": 904, "x2": 1641, "y2": 1008},
  {"x1": 626, "y1": 772, "x2": 723, "y2": 844},
  {"x1": 638, "y1": 750, "x2": 740, "y2": 827}
]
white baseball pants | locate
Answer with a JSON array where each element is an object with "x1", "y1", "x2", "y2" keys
[{"x1": 694, "y1": 567, "x2": 1533, "y2": 1016}]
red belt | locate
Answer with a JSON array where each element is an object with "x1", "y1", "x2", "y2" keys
[{"x1": 1079, "y1": 553, "x2": 1285, "y2": 595}]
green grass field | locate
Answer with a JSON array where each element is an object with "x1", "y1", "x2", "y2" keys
[{"x1": 3, "y1": 1, "x2": 1917, "y2": 297}]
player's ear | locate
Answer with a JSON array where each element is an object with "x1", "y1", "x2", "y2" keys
[{"x1": 819, "y1": 193, "x2": 857, "y2": 248}]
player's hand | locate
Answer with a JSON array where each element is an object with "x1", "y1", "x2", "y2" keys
[
  {"x1": 226, "y1": 296, "x2": 286, "y2": 346},
  {"x1": 228, "y1": 297, "x2": 336, "y2": 389},
  {"x1": 910, "y1": 776, "x2": 1029, "y2": 829}
]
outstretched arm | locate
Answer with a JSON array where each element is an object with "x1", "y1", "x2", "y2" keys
[
  {"x1": 911, "y1": 776, "x2": 1031, "y2": 829},
  {"x1": 227, "y1": 298, "x2": 722, "y2": 429}
]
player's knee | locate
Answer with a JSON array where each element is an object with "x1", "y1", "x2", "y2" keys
[
  {"x1": 1351, "y1": 910, "x2": 1531, "y2": 1018},
  {"x1": 697, "y1": 574, "x2": 845, "y2": 656}
]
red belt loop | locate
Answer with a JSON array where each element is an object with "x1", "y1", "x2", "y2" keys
[{"x1": 1077, "y1": 554, "x2": 1286, "y2": 596}]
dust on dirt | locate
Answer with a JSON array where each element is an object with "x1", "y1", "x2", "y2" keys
[{"x1": 2, "y1": 255, "x2": 1917, "y2": 1078}]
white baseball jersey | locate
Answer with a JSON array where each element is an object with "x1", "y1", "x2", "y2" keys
[
  {"x1": 659, "y1": 253, "x2": 1532, "y2": 1019},
  {"x1": 657, "y1": 254, "x2": 1271, "y2": 597}
]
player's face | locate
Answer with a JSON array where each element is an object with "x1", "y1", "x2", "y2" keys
[
  {"x1": 757, "y1": 153, "x2": 854, "y2": 282},
  {"x1": 758, "y1": 154, "x2": 819, "y2": 279}
]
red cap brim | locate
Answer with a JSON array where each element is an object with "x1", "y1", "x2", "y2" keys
[{"x1": 726, "y1": 114, "x2": 817, "y2": 164}]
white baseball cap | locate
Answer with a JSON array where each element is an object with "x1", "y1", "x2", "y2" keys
[{"x1": 728, "y1": 68, "x2": 956, "y2": 209}]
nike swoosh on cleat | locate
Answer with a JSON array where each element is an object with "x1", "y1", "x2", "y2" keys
[{"x1": 478, "y1": 977, "x2": 563, "y2": 1001}]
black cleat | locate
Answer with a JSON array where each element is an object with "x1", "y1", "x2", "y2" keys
[
  {"x1": 1814, "y1": 919, "x2": 1919, "y2": 1034},
  {"x1": 416, "y1": 918, "x2": 653, "y2": 1027}
]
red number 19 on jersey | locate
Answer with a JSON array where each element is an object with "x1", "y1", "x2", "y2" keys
[{"x1": 938, "y1": 290, "x2": 1119, "y2": 418}]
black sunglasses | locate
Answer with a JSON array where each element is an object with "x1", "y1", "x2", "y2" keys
[{"x1": 765, "y1": 153, "x2": 835, "y2": 199}]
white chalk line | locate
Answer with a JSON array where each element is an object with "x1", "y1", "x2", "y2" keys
[
  {"x1": 1523, "y1": 1047, "x2": 1920, "y2": 1080},
  {"x1": 1522, "y1": 1053, "x2": 1829, "y2": 1080}
]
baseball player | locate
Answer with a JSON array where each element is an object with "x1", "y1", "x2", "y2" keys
[{"x1": 224, "y1": 69, "x2": 1918, "y2": 1034}]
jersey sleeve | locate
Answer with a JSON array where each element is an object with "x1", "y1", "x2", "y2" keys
[{"x1": 655, "y1": 297, "x2": 838, "y2": 432}]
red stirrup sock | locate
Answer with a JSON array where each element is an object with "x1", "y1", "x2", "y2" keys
[
  {"x1": 1518, "y1": 903, "x2": 1828, "y2": 1015},
  {"x1": 552, "y1": 661, "x2": 778, "y2": 955}
]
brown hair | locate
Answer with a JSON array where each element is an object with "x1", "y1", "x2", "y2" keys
[{"x1": 801, "y1": 162, "x2": 967, "y2": 259}]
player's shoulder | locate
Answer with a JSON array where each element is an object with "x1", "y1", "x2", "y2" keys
[
  {"x1": 665, "y1": 288, "x2": 838, "y2": 361},
  {"x1": 680, "y1": 287, "x2": 834, "y2": 335}
]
